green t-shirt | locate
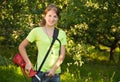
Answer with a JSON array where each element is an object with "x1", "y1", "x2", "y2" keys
[{"x1": 26, "y1": 27, "x2": 67, "y2": 73}]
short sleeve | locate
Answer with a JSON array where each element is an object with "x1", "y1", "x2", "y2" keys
[
  {"x1": 26, "y1": 28, "x2": 36, "y2": 43},
  {"x1": 60, "y1": 30, "x2": 67, "y2": 45}
]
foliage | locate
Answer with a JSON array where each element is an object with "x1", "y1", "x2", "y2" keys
[
  {"x1": 60, "y1": 0, "x2": 120, "y2": 47},
  {"x1": 0, "y1": 0, "x2": 119, "y2": 61},
  {"x1": 85, "y1": 0, "x2": 120, "y2": 48},
  {"x1": 59, "y1": 0, "x2": 120, "y2": 61},
  {"x1": 0, "y1": 1, "x2": 120, "y2": 82},
  {"x1": 0, "y1": 55, "x2": 11, "y2": 66}
]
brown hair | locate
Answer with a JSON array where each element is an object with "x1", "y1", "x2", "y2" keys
[{"x1": 40, "y1": 4, "x2": 60, "y2": 26}]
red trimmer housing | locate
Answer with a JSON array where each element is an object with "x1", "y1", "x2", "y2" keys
[{"x1": 13, "y1": 53, "x2": 36, "y2": 77}]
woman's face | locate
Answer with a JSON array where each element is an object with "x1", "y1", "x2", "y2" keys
[{"x1": 44, "y1": 9, "x2": 58, "y2": 27}]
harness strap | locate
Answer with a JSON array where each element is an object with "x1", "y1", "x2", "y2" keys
[{"x1": 37, "y1": 28, "x2": 59, "y2": 73}]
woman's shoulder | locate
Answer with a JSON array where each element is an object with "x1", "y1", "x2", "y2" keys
[
  {"x1": 57, "y1": 28, "x2": 66, "y2": 37},
  {"x1": 58, "y1": 29, "x2": 66, "y2": 34},
  {"x1": 31, "y1": 27, "x2": 42, "y2": 32},
  {"x1": 32, "y1": 27, "x2": 42, "y2": 30}
]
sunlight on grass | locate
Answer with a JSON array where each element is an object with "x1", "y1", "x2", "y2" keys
[
  {"x1": 16, "y1": 66, "x2": 24, "y2": 76},
  {"x1": 61, "y1": 68, "x2": 77, "y2": 82},
  {"x1": 98, "y1": 56, "x2": 107, "y2": 61}
]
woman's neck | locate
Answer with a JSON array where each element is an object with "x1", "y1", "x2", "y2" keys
[
  {"x1": 44, "y1": 25, "x2": 54, "y2": 30},
  {"x1": 42, "y1": 25, "x2": 55, "y2": 38}
]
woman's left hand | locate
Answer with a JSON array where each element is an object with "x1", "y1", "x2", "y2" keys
[{"x1": 46, "y1": 69, "x2": 55, "y2": 77}]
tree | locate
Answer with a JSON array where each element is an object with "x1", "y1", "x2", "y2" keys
[
  {"x1": 85, "y1": 0, "x2": 120, "y2": 61},
  {"x1": 60, "y1": 0, "x2": 120, "y2": 61},
  {"x1": 0, "y1": 0, "x2": 119, "y2": 62}
]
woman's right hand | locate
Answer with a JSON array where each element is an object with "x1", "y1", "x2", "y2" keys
[{"x1": 25, "y1": 62, "x2": 33, "y2": 73}]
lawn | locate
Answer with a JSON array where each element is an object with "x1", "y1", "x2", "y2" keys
[
  {"x1": 0, "y1": 45, "x2": 120, "y2": 82},
  {"x1": 0, "y1": 59, "x2": 120, "y2": 82}
]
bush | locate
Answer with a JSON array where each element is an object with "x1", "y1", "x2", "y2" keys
[{"x1": 0, "y1": 55, "x2": 11, "y2": 66}]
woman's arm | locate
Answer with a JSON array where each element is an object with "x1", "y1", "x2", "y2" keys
[
  {"x1": 46, "y1": 45, "x2": 66, "y2": 77},
  {"x1": 18, "y1": 39, "x2": 33, "y2": 71}
]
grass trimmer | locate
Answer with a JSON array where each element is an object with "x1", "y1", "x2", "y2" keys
[{"x1": 13, "y1": 53, "x2": 41, "y2": 81}]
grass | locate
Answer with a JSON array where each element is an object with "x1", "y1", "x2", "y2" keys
[
  {"x1": 0, "y1": 45, "x2": 120, "y2": 82},
  {"x1": 0, "y1": 60, "x2": 120, "y2": 82},
  {"x1": 0, "y1": 65, "x2": 31, "y2": 82},
  {"x1": 80, "y1": 60, "x2": 120, "y2": 82}
]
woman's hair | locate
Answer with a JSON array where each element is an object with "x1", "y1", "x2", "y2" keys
[{"x1": 40, "y1": 4, "x2": 60, "y2": 26}]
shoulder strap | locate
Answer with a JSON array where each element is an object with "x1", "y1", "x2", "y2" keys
[
  {"x1": 37, "y1": 28, "x2": 59, "y2": 72},
  {"x1": 56, "y1": 38, "x2": 61, "y2": 55}
]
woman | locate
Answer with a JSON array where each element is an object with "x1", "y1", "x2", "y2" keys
[{"x1": 18, "y1": 4, "x2": 67, "y2": 82}]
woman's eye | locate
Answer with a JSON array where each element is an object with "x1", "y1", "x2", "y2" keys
[
  {"x1": 54, "y1": 16, "x2": 57, "y2": 18},
  {"x1": 48, "y1": 15, "x2": 52, "y2": 17},
  {"x1": 47, "y1": 14, "x2": 57, "y2": 18}
]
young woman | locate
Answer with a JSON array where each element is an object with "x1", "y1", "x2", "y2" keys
[{"x1": 18, "y1": 4, "x2": 67, "y2": 82}]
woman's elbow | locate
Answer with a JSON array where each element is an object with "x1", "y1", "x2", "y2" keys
[{"x1": 18, "y1": 39, "x2": 29, "y2": 51}]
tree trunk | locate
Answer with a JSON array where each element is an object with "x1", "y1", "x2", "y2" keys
[
  {"x1": 110, "y1": 47, "x2": 115, "y2": 62},
  {"x1": 109, "y1": 39, "x2": 119, "y2": 62}
]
